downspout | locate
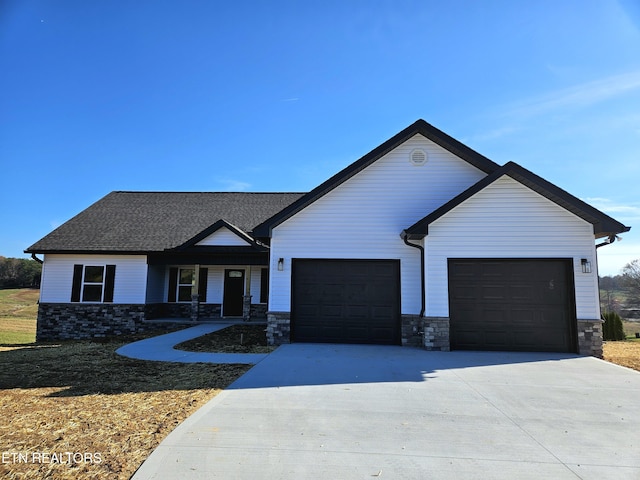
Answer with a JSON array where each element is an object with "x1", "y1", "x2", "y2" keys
[
  {"x1": 30, "y1": 253, "x2": 43, "y2": 264},
  {"x1": 401, "y1": 230, "x2": 425, "y2": 317},
  {"x1": 595, "y1": 234, "x2": 618, "y2": 249}
]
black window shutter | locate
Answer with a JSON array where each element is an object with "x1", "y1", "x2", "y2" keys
[
  {"x1": 260, "y1": 268, "x2": 269, "y2": 303},
  {"x1": 71, "y1": 264, "x2": 83, "y2": 302},
  {"x1": 104, "y1": 265, "x2": 116, "y2": 303},
  {"x1": 198, "y1": 267, "x2": 208, "y2": 303},
  {"x1": 168, "y1": 267, "x2": 178, "y2": 302}
]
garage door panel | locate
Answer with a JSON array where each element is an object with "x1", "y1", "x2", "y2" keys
[
  {"x1": 449, "y1": 259, "x2": 576, "y2": 353},
  {"x1": 345, "y1": 305, "x2": 368, "y2": 318},
  {"x1": 482, "y1": 285, "x2": 507, "y2": 300},
  {"x1": 292, "y1": 259, "x2": 400, "y2": 345}
]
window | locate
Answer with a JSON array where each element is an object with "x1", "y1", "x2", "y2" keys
[
  {"x1": 168, "y1": 267, "x2": 208, "y2": 303},
  {"x1": 83, "y1": 266, "x2": 104, "y2": 302},
  {"x1": 177, "y1": 268, "x2": 195, "y2": 302},
  {"x1": 71, "y1": 264, "x2": 116, "y2": 303}
]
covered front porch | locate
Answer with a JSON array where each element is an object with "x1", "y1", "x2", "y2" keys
[{"x1": 145, "y1": 248, "x2": 270, "y2": 323}]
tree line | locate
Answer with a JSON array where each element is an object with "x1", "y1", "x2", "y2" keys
[
  {"x1": 600, "y1": 259, "x2": 640, "y2": 316},
  {"x1": 0, "y1": 257, "x2": 42, "y2": 289}
]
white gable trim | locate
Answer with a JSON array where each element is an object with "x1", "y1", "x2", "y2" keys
[
  {"x1": 425, "y1": 176, "x2": 599, "y2": 319},
  {"x1": 195, "y1": 226, "x2": 252, "y2": 247}
]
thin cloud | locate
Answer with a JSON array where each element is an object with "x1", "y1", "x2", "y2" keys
[
  {"x1": 584, "y1": 197, "x2": 640, "y2": 223},
  {"x1": 468, "y1": 125, "x2": 520, "y2": 142},
  {"x1": 505, "y1": 71, "x2": 640, "y2": 118},
  {"x1": 215, "y1": 179, "x2": 252, "y2": 192}
]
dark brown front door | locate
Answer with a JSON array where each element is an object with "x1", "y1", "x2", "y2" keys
[
  {"x1": 223, "y1": 269, "x2": 245, "y2": 317},
  {"x1": 448, "y1": 258, "x2": 577, "y2": 353}
]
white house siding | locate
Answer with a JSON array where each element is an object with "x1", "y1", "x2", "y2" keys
[
  {"x1": 40, "y1": 254, "x2": 148, "y2": 304},
  {"x1": 425, "y1": 176, "x2": 600, "y2": 320},
  {"x1": 269, "y1": 134, "x2": 488, "y2": 314},
  {"x1": 195, "y1": 227, "x2": 251, "y2": 246}
]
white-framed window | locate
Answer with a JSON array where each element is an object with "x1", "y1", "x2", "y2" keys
[
  {"x1": 177, "y1": 268, "x2": 195, "y2": 302},
  {"x1": 71, "y1": 264, "x2": 116, "y2": 303},
  {"x1": 82, "y1": 265, "x2": 105, "y2": 302},
  {"x1": 168, "y1": 266, "x2": 209, "y2": 303}
]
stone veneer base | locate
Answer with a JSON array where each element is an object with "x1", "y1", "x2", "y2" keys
[
  {"x1": 423, "y1": 316, "x2": 450, "y2": 351},
  {"x1": 37, "y1": 303, "x2": 150, "y2": 341},
  {"x1": 577, "y1": 319, "x2": 604, "y2": 358},
  {"x1": 36, "y1": 302, "x2": 269, "y2": 341},
  {"x1": 47, "y1": 302, "x2": 600, "y2": 357},
  {"x1": 266, "y1": 311, "x2": 290, "y2": 345}
]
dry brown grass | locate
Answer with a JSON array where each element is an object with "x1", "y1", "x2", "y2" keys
[
  {"x1": 603, "y1": 340, "x2": 640, "y2": 372},
  {"x1": 0, "y1": 336, "x2": 250, "y2": 479}
]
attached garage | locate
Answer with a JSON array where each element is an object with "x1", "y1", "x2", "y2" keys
[
  {"x1": 448, "y1": 259, "x2": 577, "y2": 353},
  {"x1": 291, "y1": 259, "x2": 401, "y2": 345}
]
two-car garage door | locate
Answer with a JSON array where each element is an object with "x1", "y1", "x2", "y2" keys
[
  {"x1": 291, "y1": 259, "x2": 401, "y2": 345},
  {"x1": 448, "y1": 259, "x2": 577, "y2": 353}
]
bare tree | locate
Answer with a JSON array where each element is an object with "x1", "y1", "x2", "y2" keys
[{"x1": 622, "y1": 259, "x2": 640, "y2": 308}]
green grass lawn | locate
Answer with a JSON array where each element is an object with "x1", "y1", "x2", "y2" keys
[
  {"x1": 0, "y1": 289, "x2": 38, "y2": 344},
  {"x1": 623, "y1": 320, "x2": 640, "y2": 340}
]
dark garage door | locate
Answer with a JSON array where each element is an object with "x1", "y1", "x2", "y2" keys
[
  {"x1": 448, "y1": 259, "x2": 577, "y2": 353},
  {"x1": 292, "y1": 259, "x2": 401, "y2": 345}
]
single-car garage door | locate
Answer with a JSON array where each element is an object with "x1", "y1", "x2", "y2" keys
[
  {"x1": 448, "y1": 259, "x2": 577, "y2": 353},
  {"x1": 292, "y1": 259, "x2": 401, "y2": 345}
]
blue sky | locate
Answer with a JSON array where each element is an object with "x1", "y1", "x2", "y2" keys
[{"x1": 1, "y1": 0, "x2": 639, "y2": 276}]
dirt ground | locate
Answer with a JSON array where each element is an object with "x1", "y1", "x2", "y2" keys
[
  {"x1": 0, "y1": 332, "x2": 251, "y2": 480},
  {"x1": 603, "y1": 340, "x2": 640, "y2": 372},
  {"x1": 174, "y1": 323, "x2": 275, "y2": 353}
]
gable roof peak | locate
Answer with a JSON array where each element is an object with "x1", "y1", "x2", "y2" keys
[{"x1": 254, "y1": 119, "x2": 501, "y2": 238}]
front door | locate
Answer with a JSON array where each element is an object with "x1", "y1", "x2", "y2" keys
[{"x1": 223, "y1": 269, "x2": 245, "y2": 317}]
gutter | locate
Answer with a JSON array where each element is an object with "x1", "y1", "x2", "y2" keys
[
  {"x1": 596, "y1": 234, "x2": 619, "y2": 249},
  {"x1": 401, "y1": 230, "x2": 425, "y2": 317}
]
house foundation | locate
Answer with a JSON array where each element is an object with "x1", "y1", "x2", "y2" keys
[
  {"x1": 423, "y1": 316, "x2": 450, "y2": 351},
  {"x1": 36, "y1": 303, "x2": 148, "y2": 341},
  {"x1": 266, "y1": 311, "x2": 290, "y2": 345},
  {"x1": 401, "y1": 314, "x2": 424, "y2": 347},
  {"x1": 577, "y1": 319, "x2": 604, "y2": 358}
]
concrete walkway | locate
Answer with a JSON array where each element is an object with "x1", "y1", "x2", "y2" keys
[
  {"x1": 132, "y1": 344, "x2": 640, "y2": 479},
  {"x1": 115, "y1": 324, "x2": 269, "y2": 364}
]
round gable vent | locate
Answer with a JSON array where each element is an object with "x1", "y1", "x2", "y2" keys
[{"x1": 410, "y1": 148, "x2": 428, "y2": 166}]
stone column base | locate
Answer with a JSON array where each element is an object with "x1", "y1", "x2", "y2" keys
[
  {"x1": 401, "y1": 315, "x2": 424, "y2": 347},
  {"x1": 423, "y1": 316, "x2": 450, "y2": 351},
  {"x1": 577, "y1": 319, "x2": 604, "y2": 358},
  {"x1": 242, "y1": 295, "x2": 252, "y2": 321},
  {"x1": 190, "y1": 294, "x2": 200, "y2": 322},
  {"x1": 267, "y1": 311, "x2": 290, "y2": 345}
]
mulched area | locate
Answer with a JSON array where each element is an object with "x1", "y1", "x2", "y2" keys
[{"x1": 174, "y1": 324, "x2": 276, "y2": 354}]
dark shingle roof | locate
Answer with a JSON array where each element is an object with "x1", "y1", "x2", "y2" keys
[{"x1": 26, "y1": 192, "x2": 305, "y2": 253}]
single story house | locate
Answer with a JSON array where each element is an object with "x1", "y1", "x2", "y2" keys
[{"x1": 26, "y1": 120, "x2": 630, "y2": 356}]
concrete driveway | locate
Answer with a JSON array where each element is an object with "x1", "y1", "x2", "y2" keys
[{"x1": 133, "y1": 344, "x2": 640, "y2": 480}]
